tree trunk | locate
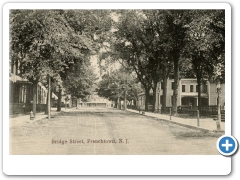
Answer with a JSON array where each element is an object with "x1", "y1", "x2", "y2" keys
[
  {"x1": 45, "y1": 77, "x2": 51, "y2": 114},
  {"x1": 57, "y1": 87, "x2": 62, "y2": 112},
  {"x1": 152, "y1": 83, "x2": 157, "y2": 112},
  {"x1": 50, "y1": 87, "x2": 52, "y2": 110},
  {"x1": 172, "y1": 56, "x2": 180, "y2": 116},
  {"x1": 32, "y1": 81, "x2": 37, "y2": 116},
  {"x1": 145, "y1": 88, "x2": 150, "y2": 111},
  {"x1": 117, "y1": 96, "x2": 120, "y2": 109},
  {"x1": 162, "y1": 68, "x2": 168, "y2": 114},
  {"x1": 124, "y1": 89, "x2": 127, "y2": 110},
  {"x1": 197, "y1": 76, "x2": 201, "y2": 112}
]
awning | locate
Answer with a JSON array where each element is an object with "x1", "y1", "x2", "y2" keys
[
  {"x1": 52, "y1": 93, "x2": 58, "y2": 100},
  {"x1": 11, "y1": 81, "x2": 32, "y2": 84},
  {"x1": 10, "y1": 73, "x2": 30, "y2": 83}
]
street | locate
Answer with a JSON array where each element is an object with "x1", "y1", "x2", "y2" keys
[{"x1": 10, "y1": 108, "x2": 222, "y2": 155}]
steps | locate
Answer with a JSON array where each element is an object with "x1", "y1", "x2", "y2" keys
[{"x1": 221, "y1": 110, "x2": 225, "y2": 122}]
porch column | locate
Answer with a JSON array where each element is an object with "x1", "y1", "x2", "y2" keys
[{"x1": 155, "y1": 92, "x2": 158, "y2": 111}]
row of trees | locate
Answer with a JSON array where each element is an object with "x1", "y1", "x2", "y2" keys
[
  {"x1": 10, "y1": 10, "x2": 112, "y2": 115},
  {"x1": 10, "y1": 10, "x2": 225, "y2": 116},
  {"x1": 97, "y1": 67, "x2": 141, "y2": 109},
  {"x1": 98, "y1": 10, "x2": 225, "y2": 115}
]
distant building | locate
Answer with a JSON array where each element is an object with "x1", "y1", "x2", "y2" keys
[
  {"x1": 78, "y1": 92, "x2": 112, "y2": 108},
  {"x1": 137, "y1": 78, "x2": 225, "y2": 111}
]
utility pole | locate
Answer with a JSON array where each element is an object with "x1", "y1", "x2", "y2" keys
[
  {"x1": 48, "y1": 75, "x2": 51, "y2": 120},
  {"x1": 216, "y1": 80, "x2": 221, "y2": 131}
]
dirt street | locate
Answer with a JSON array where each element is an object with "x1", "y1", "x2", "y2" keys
[{"x1": 10, "y1": 108, "x2": 222, "y2": 155}]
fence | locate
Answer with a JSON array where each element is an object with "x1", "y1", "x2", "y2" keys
[
  {"x1": 127, "y1": 105, "x2": 153, "y2": 111},
  {"x1": 127, "y1": 105, "x2": 223, "y2": 116},
  {"x1": 178, "y1": 105, "x2": 223, "y2": 116}
]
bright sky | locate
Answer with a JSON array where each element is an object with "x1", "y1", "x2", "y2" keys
[
  {"x1": 90, "y1": 55, "x2": 100, "y2": 77},
  {"x1": 90, "y1": 12, "x2": 121, "y2": 80}
]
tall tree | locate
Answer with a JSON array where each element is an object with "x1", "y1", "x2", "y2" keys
[
  {"x1": 113, "y1": 10, "x2": 155, "y2": 111},
  {"x1": 10, "y1": 10, "x2": 89, "y2": 115},
  {"x1": 97, "y1": 67, "x2": 141, "y2": 108},
  {"x1": 10, "y1": 10, "x2": 113, "y2": 113},
  {"x1": 164, "y1": 10, "x2": 191, "y2": 115},
  {"x1": 142, "y1": 10, "x2": 174, "y2": 113},
  {"x1": 183, "y1": 10, "x2": 225, "y2": 111},
  {"x1": 63, "y1": 59, "x2": 97, "y2": 101}
]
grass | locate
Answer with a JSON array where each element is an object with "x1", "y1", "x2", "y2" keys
[
  {"x1": 176, "y1": 130, "x2": 224, "y2": 138},
  {"x1": 177, "y1": 113, "x2": 216, "y2": 119}
]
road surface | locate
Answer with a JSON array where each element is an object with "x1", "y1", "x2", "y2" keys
[{"x1": 10, "y1": 108, "x2": 222, "y2": 155}]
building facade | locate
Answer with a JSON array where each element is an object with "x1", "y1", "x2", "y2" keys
[
  {"x1": 9, "y1": 60, "x2": 58, "y2": 114},
  {"x1": 78, "y1": 92, "x2": 112, "y2": 108},
  {"x1": 137, "y1": 79, "x2": 225, "y2": 111}
]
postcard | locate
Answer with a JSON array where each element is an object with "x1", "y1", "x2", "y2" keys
[{"x1": 3, "y1": 2, "x2": 233, "y2": 176}]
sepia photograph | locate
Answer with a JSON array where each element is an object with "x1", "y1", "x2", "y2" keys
[{"x1": 8, "y1": 8, "x2": 226, "y2": 156}]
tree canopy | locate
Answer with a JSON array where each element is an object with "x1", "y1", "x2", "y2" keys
[{"x1": 10, "y1": 9, "x2": 225, "y2": 113}]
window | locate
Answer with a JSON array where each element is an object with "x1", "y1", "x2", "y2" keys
[
  {"x1": 190, "y1": 85, "x2": 194, "y2": 92},
  {"x1": 171, "y1": 82, "x2": 174, "y2": 90},
  {"x1": 19, "y1": 85, "x2": 26, "y2": 103},
  {"x1": 182, "y1": 85, "x2": 185, "y2": 92},
  {"x1": 38, "y1": 87, "x2": 41, "y2": 104},
  {"x1": 196, "y1": 85, "x2": 198, "y2": 92}
]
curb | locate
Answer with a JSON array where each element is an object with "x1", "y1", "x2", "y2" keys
[
  {"x1": 33, "y1": 111, "x2": 60, "y2": 121},
  {"x1": 126, "y1": 109, "x2": 223, "y2": 133}
]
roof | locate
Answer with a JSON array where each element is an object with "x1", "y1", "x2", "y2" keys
[
  {"x1": 10, "y1": 73, "x2": 58, "y2": 100},
  {"x1": 9, "y1": 73, "x2": 30, "y2": 83}
]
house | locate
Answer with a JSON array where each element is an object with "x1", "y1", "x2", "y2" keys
[
  {"x1": 137, "y1": 78, "x2": 225, "y2": 111},
  {"x1": 9, "y1": 60, "x2": 57, "y2": 114}
]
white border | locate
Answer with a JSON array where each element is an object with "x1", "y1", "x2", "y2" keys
[{"x1": 3, "y1": 2, "x2": 231, "y2": 175}]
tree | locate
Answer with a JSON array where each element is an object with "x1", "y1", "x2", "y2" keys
[
  {"x1": 63, "y1": 59, "x2": 97, "y2": 101},
  {"x1": 183, "y1": 10, "x2": 225, "y2": 112},
  {"x1": 142, "y1": 10, "x2": 174, "y2": 113},
  {"x1": 163, "y1": 10, "x2": 192, "y2": 115},
  {"x1": 97, "y1": 67, "x2": 140, "y2": 109},
  {"x1": 10, "y1": 10, "x2": 90, "y2": 115},
  {"x1": 10, "y1": 10, "x2": 113, "y2": 114},
  {"x1": 58, "y1": 10, "x2": 113, "y2": 110},
  {"x1": 113, "y1": 10, "x2": 156, "y2": 111}
]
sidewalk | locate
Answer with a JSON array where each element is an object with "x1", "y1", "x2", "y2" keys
[
  {"x1": 9, "y1": 108, "x2": 61, "y2": 128},
  {"x1": 9, "y1": 107, "x2": 103, "y2": 128},
  {"x1": 126, "y1": 109, "x2": 225, "y2": 132}
]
